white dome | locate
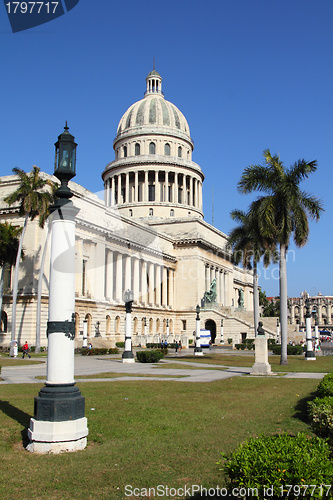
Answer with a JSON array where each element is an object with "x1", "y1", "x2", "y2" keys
[{"x1": 114, "y1": 71, "x2": 191, "y2": 145}]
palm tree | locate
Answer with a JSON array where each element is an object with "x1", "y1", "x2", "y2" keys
[
  {"x1": 4, "y1": 166, "x2": 56, "y2": 342},
  {"x1": 0, "y1": 222, "x2": 22, "y2": 326},
  {"x1": 228, "y1": 208, "x2": 274, "y2": 336},
  {"x1": 238, "y1": 149, "x2": 324, "y2": 365}
]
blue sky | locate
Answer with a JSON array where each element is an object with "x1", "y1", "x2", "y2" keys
[{"x1": 1, "y1": 0, "x2": 332, "y2": 298}]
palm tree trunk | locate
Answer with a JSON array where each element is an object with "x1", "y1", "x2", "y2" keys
[
  {"x1": 35, "y1": 225, "x2": 51, "y2": 353},
  {"x1": 253, "y1": 261, "x2": 259, "y2": 336},
  {"x1": 11, "y1": 216, "x2": 28, "y2": 342},
  {"x1": 279, "y1": 243, "x2": 288, "y2": 365}
]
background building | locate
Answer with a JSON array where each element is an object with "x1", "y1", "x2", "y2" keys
[{"x1": 0, "y1": 70, "x2": 265, "y2": 348}]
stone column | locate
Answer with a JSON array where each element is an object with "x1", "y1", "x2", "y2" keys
[
  {"x1": 165, "y1": 171, "x2": 169, "y2": 202},
  {"x1": 224, "y1": 271, "x2": 228, "y2": 306},
  {"x1": 111, "y1": 177, "x2": 115, "y2": 206},
  {"x1": 117, "y1": 175, "x2": 122, "y2": 204},
  {"x1": 162, "y1": 266, "x2": 168, "y2": 306},
  {"x1": 125, "y1": 173, "x2": 130, "y2": 203},
  {"x1": 155, "y1": 170, "x2": 160, "y2": 202},
  {"x1": 115, "y1": 252, "x2": 122, "y2": 302},
  {"x1": 133, "y1": 257, "x2": 140, "y2": 303},
  {"x1": 106, "y1": 249, "x2": 113, "y2": 300},
  {"x1": 174, "y1": 172, "x2": 178, "y2": 204},
  {"x1": 155, "y1": 264, "x2": 161, "y2": 306},
  {"x1": 219, "y1": 270, "x2": 223, "y2": 305},
  {"x1": 134, "y1": 171, "x2": 139, "y2": 203},
  {"x1": 141, "y1": 260, "x2": 147, "y2": 304},
  {"x1": 144, "y1": 171, "x2": 149, "y2": 202},
  {"x1": 148, "y1": 262, "x2": 155, "y2": 305},
  {"x1": 169, "y1": 269, "x2": 174, "y2": 307},
  {"x1": 125, "y1": 254, "x2": 131, "y2": 293},
  {"x1": 199, "y1": 181, "x2": 203, "y2": 212}
]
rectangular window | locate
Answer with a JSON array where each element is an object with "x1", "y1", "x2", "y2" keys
[
  {"x1": 148, "y1": 184, "x2": 155, "y2": 202},
  {"x1": 182, "y1": 320, "x2": 187, "y2": 331},
  {"x1": 3, "y1": 264, "x2": 12, "y2": 291}
]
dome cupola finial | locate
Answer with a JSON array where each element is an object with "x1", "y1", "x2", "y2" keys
[{"x1": 145, "y1": 62, "x2": 163, "y2": 96}]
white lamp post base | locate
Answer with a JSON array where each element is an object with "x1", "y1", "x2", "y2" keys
[{"x1": 27, "y1": 417, "x2": 88, "y2": 454}]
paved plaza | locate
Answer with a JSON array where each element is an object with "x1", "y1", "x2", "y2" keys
[{"x1": 0, "y1": 349, "x2": 327, "y2": 384}]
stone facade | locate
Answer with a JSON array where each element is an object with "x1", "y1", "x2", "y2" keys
[{"x1": 0, "y1": 70, "x2": 257, "y2": 348}]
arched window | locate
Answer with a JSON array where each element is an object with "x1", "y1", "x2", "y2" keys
[
  {"x1": 149, "y1": 142, "x2": 156, "y2": 155},
  {"x1": 0, "y1": 310, "x2": 8, "y2": 332},
  {"x1": 149, "y1": 208, "x2": 154, "y2": 216},
  {"x1": 115, "y1": 316, "x2": 120, "y2": 334},
  {"x1": 106, "y1": 315, "x2": 111, "y2": 336},
  {"x1": 133, "y1": 317, "x2": 138, "y2": 333},
  {"x1": 75, "y1": 312, "x2": 80, "y2": 338},
  {"x1": 170, "y1": 209, "x2": 174, "y2": 217},
  {"x1": 115, "y1": 150, "x2": 118, "y2": 160},
  {"x1": 123, "y1": 145, "x2": 127, "y2": 158},
  {"x1": 164, "y1": 143, "x2": 170, "y2": 156},
  {"x1": 178, "y1": 146, "x2": 182, "y2": 158},
  {"x1": 135, "y1": 143, "x2": 140, "y2": 155}
]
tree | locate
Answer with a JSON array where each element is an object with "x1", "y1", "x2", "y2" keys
[
  {"x1": 0, "y1": 222, "x2": 22, "y2": 325},
  {"x1": 228, "y1": 209, "x2": 274, "y2": 336},
  {"x1": 238, "y1": 149, "x2": 324, "y2": 365},
  {"x1": 4, "y1": 166, "x2": 56, "y2": 342}
]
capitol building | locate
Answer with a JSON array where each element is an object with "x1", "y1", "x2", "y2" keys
[{"x1": 0, "y1": 69, "x2": 258, "y2": 348}]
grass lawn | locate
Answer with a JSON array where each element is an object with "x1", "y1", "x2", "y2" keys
[
  {"x1": 0, "y1": 376, "x2": 322, "y2": 500},
  {"x1": 169, "y1": 354, "x2": 333, "y2": 373},
  {"x1": 35, "y1": 373, "x2": 186, "y2": 380},
  {"x1": 154, "y1": 363, "x2": 228, "y2": 371},
  {"x1": 0, "y1": 358, "x2": 45, "y2": 367}
]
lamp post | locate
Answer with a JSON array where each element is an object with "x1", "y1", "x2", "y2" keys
[
  {"x1": 220, "y1": 318, "x2": 224, "y2": 344},
  {"x1": 82, "y1": 319, "x2": 87, "y2": 348},
  {"x1": 143, "y1": 317, "x2": 147, "y2": 347},
  {"x1": 313, "y1": 306, "x2": 319, "y2": 352},
  {"x1": 166, "y1": 318, "x2": 170, "y2": 337},
  {"x1": 194, "y1": 305, "x2": 203, "y2": 356},
  {"x1": 276, "y1": 318, "x2": 280, "y2": 344},
  {"x1": 27, "y1": 124, "x2": 88, "y2": 453},
  {"x1": 305, "y1": 297, "x2": 316, "y2": 361},
  {"x1": 94, "y1": 321, "x2": 101, "y2": 337},
  {"x1": 122, "y1": 289, "x2": 135, "y2": 363}
]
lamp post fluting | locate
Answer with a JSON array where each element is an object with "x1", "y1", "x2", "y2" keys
[
  {"x1": 313, "y1": 307, "x2": 319, "y2": 352},
  {"x1": 194, "y1": 305, "x2": 203, "y2": 356},
  {"x1": 122, "y1": 289, "x2": 135, "y2": 363},
  {"x1": 276, "y1": 318, "x2": 280, "y2": 344},
  {"x1": 27, "y1": 124, "x2": 88, "y2": 453},
  {"x1": 220, "y1": 318, "x2": 224, "y2": 344},
  {"x1": 305, "y1": 298, "x2": 316, "y2": 361}
]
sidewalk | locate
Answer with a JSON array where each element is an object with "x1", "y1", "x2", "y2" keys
[{"x1": 0, "y1": 350, "x2": 328, "y2": 384}]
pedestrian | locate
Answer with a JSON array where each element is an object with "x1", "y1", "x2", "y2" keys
[
  {"x1": 175, "y1": 340, "x2": 178, "y2": 353},
  {"x1": 178, "y1": 339, "x2": 182, "y2": 354},
  {"x1": 22, "y1": 341, "x2": 31, "y2": 359},
  {"x1": 164, "y1": 339, "x2": 168, "y2": 349},
  {"x1": 161, "y1": 340, "x2": 164, "y2": 350},
  {"x1": 209, "y1": 339, "x2": 212, "y2": 351}
]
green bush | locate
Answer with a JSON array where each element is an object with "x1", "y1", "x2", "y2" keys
[
  {"x1": 308, "y1": 396, "x2": 333, "y2": 441},
  {"x1": 235, "y1": 344, "x2": 246, "y2": 350},
  {"x1": 81, "y1": 348, "x2": 110, "y2": 356},
  {"x1": 136, "y1": 350, "x2": 164, "y2": 363},
  {"x1": 317, "y1": 372, "x2": 333, "y2": 397},
  {"x1": 115, "y1": 342, "x2": 125, "y2": 348},
  {"x1": 108, "y1": 347, "x2": 119, "y2": 355},
  {"x1": 219, "y1": 433, "x2": 333, "y2": 499},
  {"x1": 227, "y1": 338, "x2": 233, "y2": 345},
  {"x1": 271, "y1": 345, "x2": 303, "y2": 356},
  {"x1": 268, "y1": 339, "x2": 276, "y2": 347}
]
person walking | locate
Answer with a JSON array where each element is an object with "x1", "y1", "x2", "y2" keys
[
  {"x1": 178, "y1": 339, "x2": 182, "y2": 354},
  {"x1": 22, "y1": 341, "x2": 31, "y2": 359},
  {"x1": 175, "y1": 340, "x2": 178, "y2": 353}
]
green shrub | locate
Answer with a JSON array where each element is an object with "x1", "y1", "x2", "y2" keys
[
  {"x1": 81, "y1": 348, "x2": 109, "y2": 356},
  {"x1": 235, "y1": 344, "x2": 246, "y2": 350},
  {"x1": 188, "y1": 339, "x2": 193, "y2": 344},
  {"x1": 108, "y1": 348, "x2": 119, "y2": 354},
  {"x1": 268, "y1": 339, "x2": 276, "y2": 347},
  {"x1": 219, "y1": 433, "x2": 333, "y2": 499},
  {"x1": 317, "y1": 372, "x2": 333, "y2": 397},
  {"x1": 227, "y1": 338, "x2": 233, "y2": 345},
  {"x1": 136, "y1": 350, "x2": 164, "y2": 363},
  {"x1": 271, "y1": 345, "x2": 303, "y2": 356},
  {"x1": 308, "y1": 396, "x2": 333, "y2": 440},
  {"x1": 115, "y1": 342, "x2": 125, "y2": 348}
]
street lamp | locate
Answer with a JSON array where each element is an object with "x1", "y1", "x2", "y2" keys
[
  {"x1": 305, "y1": 298, "x2": 316, "y2": 361},
  {"x1": 194, "y1": 305, "x2": 203, "y2": 356},
  {"x1": 166, "y1": 318, "x2": 170, "y2": 337},
  {"x1": 312, "y1": 306, "x2": 319, "y2": 352},
  {"x1": 27, "y1": 124, "x2": 88, "y2": 453},
  {"x1": 122, "y1": 289, "x2": 135, "y2": 363},
  {"x1": 220, "y1": 318, "x2": 224, "y2": 344}
]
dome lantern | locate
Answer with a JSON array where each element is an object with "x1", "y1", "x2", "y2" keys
[{"x1": 145, "y1": 68, "x2": 162, "y2": 96}]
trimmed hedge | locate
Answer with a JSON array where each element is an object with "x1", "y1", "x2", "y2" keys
[
  {"x1": 136, "y1": 350, "x2": 164, "y2": 363},
  {"x1": 219, "y1": 433, "x2": 333, "y2": 499},
  {"x1": 317, "y1": 372, "x2": 333, "y2": 397},
  {"x1": 271, "y1": 345, "x2": 303, "y2": 355},
  {"x1": 308, "y1": 396, "x2": 333, "y2": 441},
  {"x1": 81, "y1": 347, "x2": 119, "y2": 356},
  {"x1": 115, "y1": 342, "x2": 125, "y2": 348}
]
